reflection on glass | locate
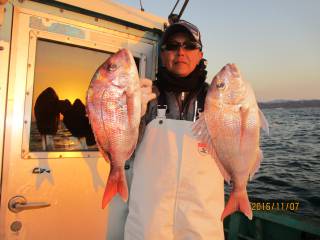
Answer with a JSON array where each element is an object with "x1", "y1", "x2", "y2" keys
[{"x1": 30, "y1": 39, "x2": 111, "y2": 152}]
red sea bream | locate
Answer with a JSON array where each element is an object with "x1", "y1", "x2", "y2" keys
[
  {"x1": 86, "y1": 49, "x2": 141, "y2": 208},
  {"x1": 193, "y1": 63, "x2": 269, "y2": 220}
]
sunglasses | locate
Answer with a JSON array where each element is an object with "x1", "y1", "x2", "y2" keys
[{"x1": 161, "y1": 41, "x2": 201, "y2": 51}]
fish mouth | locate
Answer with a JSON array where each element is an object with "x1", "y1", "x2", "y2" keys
[{"x1": 116, "y1": 49, "x2": 134, "y2": 66}]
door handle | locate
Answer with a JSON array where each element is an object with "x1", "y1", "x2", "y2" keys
[{"x1": 8, "y1": 196, "x2": 51, "y2": 213}]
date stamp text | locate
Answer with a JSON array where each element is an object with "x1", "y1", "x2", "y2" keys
[{"x1": 250, "y1": 200, "x2": 300, "y2": 212}]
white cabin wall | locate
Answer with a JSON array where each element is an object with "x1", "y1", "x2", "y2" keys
[{"x1": 0, "y1": 0, "x2": 13, "y2": 194}]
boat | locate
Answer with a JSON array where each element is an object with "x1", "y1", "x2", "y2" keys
[
  {"x1": 0, "y1": 1, "x2": 165, "y2": 239},
  {"x1": 1, "y1": 0, "x2": 319, "y2": 239},
  {"x1": 224, "y1": 211, "x2": 320, "y2": 240}
]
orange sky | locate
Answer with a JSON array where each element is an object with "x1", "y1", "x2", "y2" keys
[{"x1": 32, "y1": 40, "x2": 110, "y2": 121}]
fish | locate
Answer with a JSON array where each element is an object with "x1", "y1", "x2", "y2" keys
[
  {"x1": 86, "y1": 49, "x2": 141, "y2": 209},
  {"x1": 192, "y1": 63, "x2": 269, "y2": 220}
]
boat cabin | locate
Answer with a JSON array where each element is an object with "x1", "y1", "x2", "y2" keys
[{"x1": 0, "y1": 1, "x2": 165, "y2": 239}]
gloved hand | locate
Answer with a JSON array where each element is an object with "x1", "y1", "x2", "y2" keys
[{"x1": 140, "y1": 78, "x2": 157, "y2": 117}]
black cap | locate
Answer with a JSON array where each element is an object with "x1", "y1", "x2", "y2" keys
[{"x1": 161, "y1": 20, "x2": 202, "y2": 49}]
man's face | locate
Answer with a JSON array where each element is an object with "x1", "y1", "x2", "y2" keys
[{"x1": 160, "y1": 32, "x2": 203, "y2": 77}]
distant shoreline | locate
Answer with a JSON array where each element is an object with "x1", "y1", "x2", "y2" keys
[{"x1": 258, "y1": 100, "x2": 320, "y2": 109}]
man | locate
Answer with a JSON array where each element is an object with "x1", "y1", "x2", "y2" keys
[
  {"x1": 140, "y1": 20, "x2": 206, "y2": 122},
  {"x1": 123, "y1": 20, "x2": 225, "y2": 239}
]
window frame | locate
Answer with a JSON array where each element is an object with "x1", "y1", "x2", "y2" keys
[{"x1": 21, "y1": 14, "x2": 149, "y2": 159}]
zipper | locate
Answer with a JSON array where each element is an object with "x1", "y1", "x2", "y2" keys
[
  {"x1": 180, "y1": 92, "x2": 185, "y2": 119},
  {"x1": 175, "y1": 87, "x2": 203, "y2": 120},
  {"x1": 176, "y1": 92, "x2": 186, "y2": 120}
]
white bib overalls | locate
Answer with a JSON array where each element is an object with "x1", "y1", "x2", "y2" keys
[{"x1": 123, "y1": 109, "x2": 225, "y2": 240}]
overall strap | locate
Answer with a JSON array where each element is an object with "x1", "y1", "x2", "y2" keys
[
  {"x1": 195, "y1": 83, "x2": 208, "y2": 114},
  {"x1": 154, "y1": 80, "x2": 167, "y2": 108},
  {"x1": 154, "y1": 80, "x2": 208, "y2": 120}
]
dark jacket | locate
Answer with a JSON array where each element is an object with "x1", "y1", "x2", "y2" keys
[{"x1": 137, "y1": 80, "x2": 209, "y2": 144}]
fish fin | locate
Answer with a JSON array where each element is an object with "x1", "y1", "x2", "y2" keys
[
  {"x1": 118, "y1": 167, "x2": 129, "y2": 202},
  {"x1": 101, "y1": 166, "x2": 128, "y2": 209},
  {"x1": 192, "y1": 113, "x2": 214, "y2": 145},
  {"x1": 211, "y1": 149, "x2": 231, "y2": 184},
  {"x1": 259, "y1": 109, "x2": 269, "y2": 136},
  {"x1": 193, "y1": 114, "x2": 232, "y2": 183},
  {"x1": 249, "y1": 149, "x2": 263, "y2": 181},
  {"x1": 192, "y1": 113, "x2": 206, "y2": 140},
  {"x1": 98, "y1": 146, "x2": 111, "y2": 163},
  {"x1": 221, "y1": 190, "x2": 252, "y2": 221}
]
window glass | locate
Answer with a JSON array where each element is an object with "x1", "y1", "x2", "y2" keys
[{"x1": 29, "y1": 39, "x2": 111, "y2": 152}]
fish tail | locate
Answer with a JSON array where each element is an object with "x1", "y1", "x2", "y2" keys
[
  {"x1": 221, "y1": 190, "x2": 252, "y2": 221},
  {"x1": 101, "y1": 166, "x2": 128, "y2": 209}
]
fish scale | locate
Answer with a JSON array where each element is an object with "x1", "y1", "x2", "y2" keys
[
  {"x1": 86, "y1": 49, "x2": 141, "y2": 208},
  {"x1": 193, "y1": 63, "x2": 269, "y2": 220}
]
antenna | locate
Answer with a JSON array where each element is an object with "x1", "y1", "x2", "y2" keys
[
  {"x1": 170, "y1": 0, "x2": 180, "y2": 16},
  {"x1": 178, "y1": 0, "x2": 189, "y2": 19},
  {"x1": 168, "y1": 0, "x2": 190, "y2": 24},
  {"x1": 139, "y1": 0, "x2": 145, "y2": 11}
]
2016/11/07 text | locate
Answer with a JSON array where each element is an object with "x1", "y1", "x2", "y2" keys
[{"x1": 250, "y1": 201, "x2": 300, "y2": 211}]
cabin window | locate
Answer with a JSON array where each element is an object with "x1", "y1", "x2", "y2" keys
[{"x1": 29, "y1": 39, "x2": 141, "y2": 152}]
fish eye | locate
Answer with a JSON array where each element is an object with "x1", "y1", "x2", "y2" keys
[
  {"x1": 107, "y1": 63, "x2": 118, "y2": 72},
  {"x1": 216, "y1": 81, "x2": 225, "y2": 89}
]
